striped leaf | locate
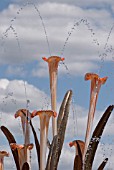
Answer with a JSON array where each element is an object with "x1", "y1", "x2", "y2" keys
[
  {"x1": 50, "y1": 90, "x2": 72, "y2": 170},
  {"x1": 97, "y1": 158, "x2": 108, "y2": 170},
  {"x1": 73, "y1": 141, "x2": 83, "y2": 170},
  {"x1": 46, "y1": 135, "x2": 57, "y2": 170},
  {"x1": 1, "y1": 126, "x2": 20, "y2": 170},
  {"x1": 57, "y1": 90, "x2": 71, "y2": 132},
  {"x1": 30, "y1": 120, "x2": 40, "y2": 169},
  {"x1": 84, "y1": 105, "x2": 114, "y2": 170}
]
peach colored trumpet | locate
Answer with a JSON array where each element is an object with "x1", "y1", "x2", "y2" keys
[
  {"x1": 84, "y1": 73, "x2": 107, "y2": 160},
  {"x1": 32, "y1": 110, "x2": 57, "y2": 170},
  {"x1": 42, "y1": 56, "x2": 64, "y2": 136},
  {"x1": 0, "y1": 151, "x2": 9, "y2": 170},
  {"x1": 10, "y1": 143, "x2": 33, "y2": 170},
  {"x1": 15, "y1": 109, "x2": 31, "y2": 145},
  {"x1": 69, "y1": 140, "x2": 85, "y2": 156}
]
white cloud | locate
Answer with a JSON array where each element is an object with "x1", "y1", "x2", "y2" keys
[
  {"x1": 0, "y1": 79, "x2": 9, "y2": 89},
  {"x1": 10, "y1": 0, "x2": 114, "y2": 9},
  {"x1": 0, "y1": 2, "x2": 114, "y2": 76},
  {"x1": 0, "y1": 78, "x2": 50, "y2": 113}
]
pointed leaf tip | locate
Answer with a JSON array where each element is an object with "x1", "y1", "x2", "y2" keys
[{"x1": 22, "y1": 162, "x2": 30, "y2": 170}]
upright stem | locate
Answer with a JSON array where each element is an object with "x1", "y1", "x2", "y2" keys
[
  {"x1": 0, "y1": 157, "x2": 4, "y2": 170},
  {"x1": 50, "y1": 68, "x2": 57, "y2": 136},
  {"x1": 25, "y1": 110, "x2": 31, "y2": 145},
  {"x1": 84, "y1": 90, "x2": 99, "y2": 159},
  {"x1": 15, "y1": 109, "x2": 30, "y2": 144},
  {"x1": 0, "y1": 151, "x2": 9, "y2": 170},
  {"x1": 18, "y1": 147, "x2": 28, "y2": 169},
  {"x1": 84, "y1": 73, "x2": 107, "y2": 161},
  {"x1": 40, "y1": 116, "x2": 49, "y2": 170},
  {"x1": 42, "y1": 56, "x2": 64, "y2": 136},
  {"x1": 15, "y1": 109, "x2": 32, "y2": 169},
  {"x1": 31, "y1": 110, "x2": 56, "y2": 170}
]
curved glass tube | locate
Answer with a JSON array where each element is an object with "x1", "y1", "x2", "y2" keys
[
  {"x1": 15, "y1": 109, "x2": 31, "y2": 145},
  {"x1": 0, "y1": 151, "x2": 9, "y2": 170},
  {"x1": 32, "y1": 110, "x2": 56, "y2": 170},
  {"x1": 42, "y1": 56, "x2": 64, "y2": 136},
  {"x1": 10, "y1": 143, "x2": 33, "y2": 170},
  {"x1": 84, "y1": 73, "x2": 107, "y2": 160}
]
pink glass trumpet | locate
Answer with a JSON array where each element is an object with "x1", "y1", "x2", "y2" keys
[
  {"x1": 69, "y1": 140, "x2": 85, "y2": 156},
  {"x1": 84, "y1": 73, "x2": 107, "y2": 159},
  {"x1": 15, "y1": 109, "x2": 32, "y2": 169},
  {"x1": 0, "y1": 151, "x2": 9, "y2": 170},
  {"x1": 15, "y1": 109, "x2": 31, "y2": 145},
  {"x1": 42, "y1": 56, "x2": 64, "y2": 136},
  {"x1": 31, "y1": 110, "x2": 57, "y2": 170},
  {"x1": 10, "y1": 143, "x2": 33, "y2": 170}
]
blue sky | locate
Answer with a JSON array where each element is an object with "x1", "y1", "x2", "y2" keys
[
  {"x1": 0, "y1": 1, "x2": 10, "y2": 10},
  {"x1": 0, "y1": 0, "x2": 114, "y2": 169}
]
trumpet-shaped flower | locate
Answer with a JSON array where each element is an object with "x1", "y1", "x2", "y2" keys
[
  {"x1": 84, "y1": 73, "x2": 107, "y2": 159},
  {"x1": 15, "y1": 109, "x2": 32, "y2": 169},
  {"x1": 31, "y1": 110, "x2": 57, "y2": 170},
  {"x1": 69, "y1": 140, "x2": 85, "y2": 156},
  {"x1": 0, "y1": 151, "x2": 9, "y2": 170},
  {"x1": 10, "y1": 143, "x2": 33, "y2": 170},
  {"x1": 42, "y1": 56, "x2": 64, "y2": 136},
  {"x1": 69, "y1": 140, "x2": 84, "y2": 169},
  {"x1": 15, "y1": 109, "x2": 31, "y2": 145}
]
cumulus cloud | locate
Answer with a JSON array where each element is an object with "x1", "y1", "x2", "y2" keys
[
  {"x1": 0, "y1": 2, "x2": 114, "y2": 77},
  {"x1": 10, "y1": 0, "x2": 114, "y2": 9},
  {"x1": 0, "y1": 78, "x2": 51, "y2": 113}
]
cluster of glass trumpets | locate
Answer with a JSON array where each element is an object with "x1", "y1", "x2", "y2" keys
[{"x1": 1, "y1": 56, "x2": 113, "y2": 170}]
